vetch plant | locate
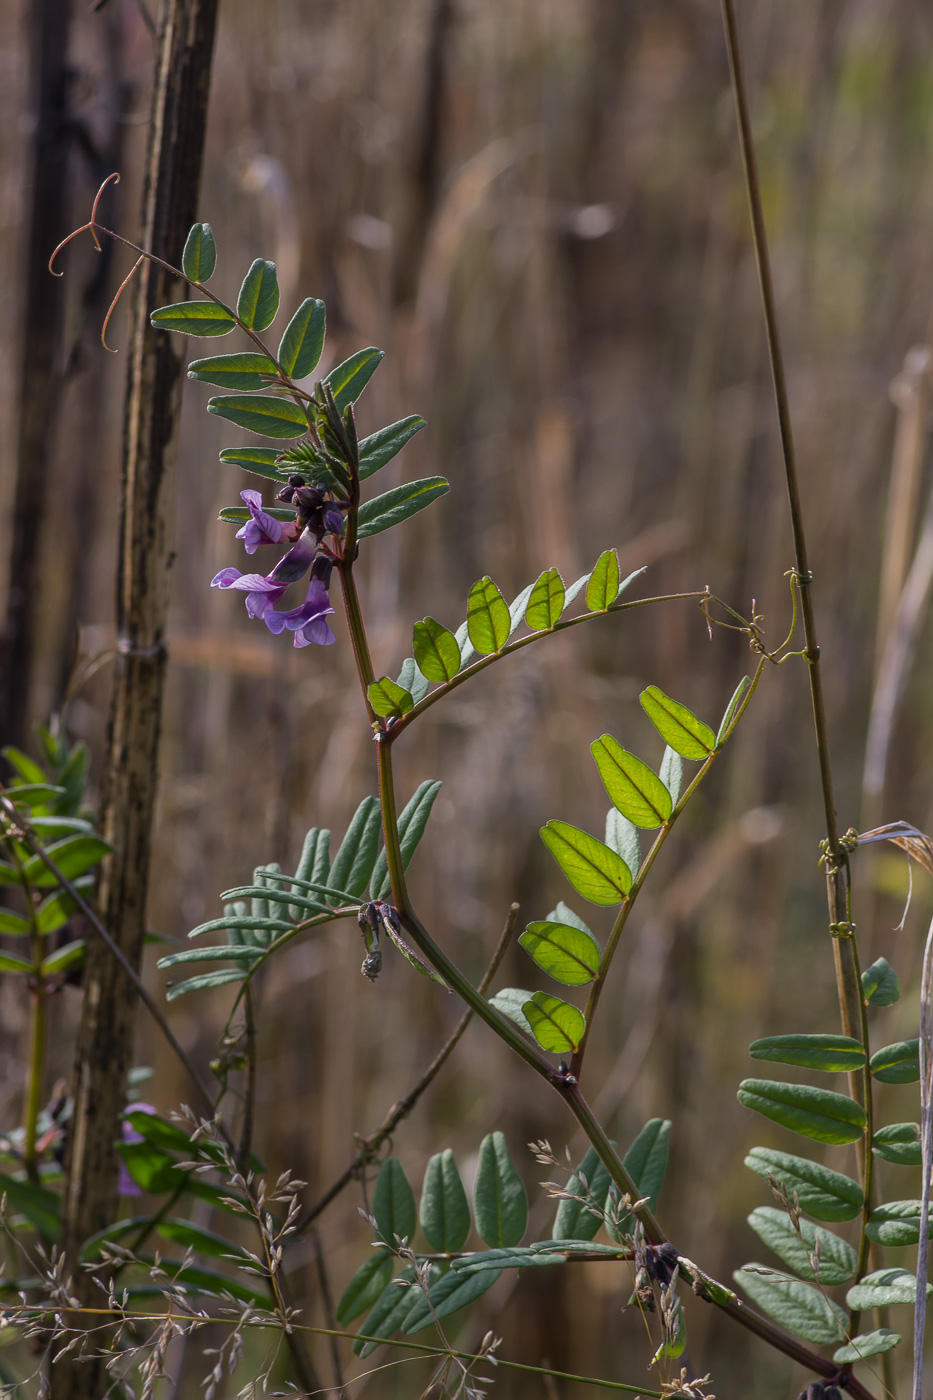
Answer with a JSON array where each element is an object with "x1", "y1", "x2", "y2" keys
[{"x1": 0, "y1": 3, "x2": 928, "y2": 1396}]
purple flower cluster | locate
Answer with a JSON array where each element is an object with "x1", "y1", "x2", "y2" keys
[{"x1": 211, "y1": 478, "x2": 347, "y2": 648}]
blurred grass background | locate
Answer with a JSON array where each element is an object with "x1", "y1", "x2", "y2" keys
[{"x1": 4, "y1": 0, "x2": 933, "y2": 1394}]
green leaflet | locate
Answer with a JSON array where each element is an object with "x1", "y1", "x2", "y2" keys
[
  {"x1": 833, "y1": 1330, "x2": 901, "y2": 1365},
  {"x1": 289, "y1": 827, "x2": 331, "y2": 921},
  {"x1": 402, "y1": 1266, "x2": 501, "y2": 1334},
  {"x1": 0, "y1": 1173, "x2": 60, "y2": 1241},
  {"x1": 373, "y1": 1157, "x2": 417, "y2": 1247},
  {"x1": 368, "y1": 677, "x2": 415, "y2": 720},
  {"x1": 354, "y1": 1265, "x2": 424, "y2": 1356},
  {"x1": 236, "y1": 259, "x2": 279, "y2": 331},
  {"x1": 737, "y1": 1079, "x2": 866, "y2": 1145},
  {"x1": 370, "y1": 779, "x2": 442, "y2": 900},
  {"x1": 395, "y1": 657, "x2": 431, "y2": 705},
  {"x1": 552, "y1": 1146, "x2": 614, "y2": 1242},
  {"x1": 525, "y1": 568, "x2": 565, "y2": 630},
  {"x1": 733, "y1": 1266, "x2": 847, "y2": 1344},
  {"x1": 412, "y1": 617, "x2": 460, "y2": 683},
  {"x1": 157, "y1": 1219, "x2": 250, "y2": 1260},
  {"x1": 183, "y1": 916, "x2": 290, "y2": 942},
  {"x1": 716, "y1": 675, "x2": 750, "y2": 746},
  {"x1": 358, "y1": 477, "x2": 449, "y2": 539},
  {"x1": 488, "y1": 988, "x2": 534, "y2": 1036},
  {"x1": 870, "y1": 1039, "x2": 920, "y2": 1084},
  {"x1": 585, "y1": 549, "x2": 620, "y2": 612},
  {"x1": 640, "y1": 686, "x2": 715, "y2": 761},
  {"x1": 519, "y1": 921, "x2": 600, "y2": 985},
  {"x1": 0, "y1": 913, "x2": 30, "y2": 937},
  {"x1": 2, "y1": 746, "x2": 46, "y2": 783},
  {"x1": 181, "y1": 222, "x2": 216, "y2": 282},
  {"x1": 452, "y1": 1246, "x2": 565, "y2": 1271},
  {"x1": 40, "y1": 939, "x2": 85, "y2": 975},
  {"x1": 746, "y1": 1208, "x2": 856, "y2": 1285},
  {"x1": 358, "y1": 416, "x2": 425, "y2": 480},
  {"x1": 658, "y1": 746, "x2": 683, "y2": 804},
  {"x1": 0, "y1": 951, "x2": 33, "y2": 973},
  {"x1": 590, "y1": 735, "x2": 673, "y2": 829},
  {"x1": 749, "y1": 1033, "x2": 866, "y2": 1072},
  {"x1": 613, "y1": 1118, "x2": 670, "y2": 1237},
  {"x1": 166, "y1": 969, "x2": 246, "y2": 1000},
  {"x1": 473, "y1": 1132, "x2": 528, "y2": 1248},
  {"x1": 873, "y1": 1122, "x2": 922, "y2": 1166},
  {"x1": 277, "y1": 298, "x2": 325, "y2": 379},
  {"x1": 21, "y1": 834, "x2": 111, "y2": 887},
  {"x1": 336, "y1": 1251, "x2": 394, "y2": 1325},
  {"x1": 218, "y1": 447, "x2": 287, "y2": 483},
  {"x1": 188, "y1": 352, "x2": 279, "y2": 390},
  {"x1": 540, "y1": 820, "x2": 632, "y2": 905},
  {"x1": 862, "y1": 956, "x2": 900, "y2": 1006},
  {"x1": 523, "y1": 993, "x2": 585, "y2": 1054},
  {"x1": 467, "y1": 577, "x2": 511, "y2": 654},
  {"x1": 324, "y1": 347, "x2": 384, "y2": 412},
  {"x1": 846, "y1": 1267, "x2": 930, "y2": 1309},
  {"x1": 329, "y1": 796, "x2": 382, "y2": 900},
  {"x1": 744, "y1": 1147, "x2": 863, "y2": 1222},
  {"x1": 207, "y1": 394, "x2": 308, "y2": 439},
  {"x1": 604, "y1": 809, "x2": 640, "y2": 874},
  {"x1": 150, "y1": 300, "x2": 236, "y2": 336},
  {"x1": 865, "y1": 1200, "x2": 933, "y2": 1247},
  {"x1": 158, "y1": 946, "x2": 265, "y2": 969},
  {"x1": 419, "y1": 1150, "x2": 471, "y2": 1253}
]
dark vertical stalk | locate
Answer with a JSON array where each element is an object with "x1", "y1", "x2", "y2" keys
[
  {"x1": 0, "y1": 0, "x2": 72, "y2": 747},
  {"x1": 718, "y1": 0, "x2": 871, "y2": 1149},
  {"x1": 55, "y1": 2, "x2": 218, "y2": 1394}
]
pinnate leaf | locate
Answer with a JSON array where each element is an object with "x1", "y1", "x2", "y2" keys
[
  {"x1": 873, "y1": 1122, "x2": 922, "y2": 1166},
  {"x1": 420, "y1": 1151, "x2": 471, "y2": 1253},
  {"x1": 412, "y1": 617, "x2": 460, "y2": 683},
  {"x1": 747, "y1": 1207, "x2": 856, "y2": 1285},
  {"x1": 519, "y1": 921, "x2": 599, "y2": 985},
  {"x1": 540, "y1": 821, "x2": 631, "y2": 905},
  {"x1": 744, "y1": 1147, "x2": 862, "y2": 1222},
  {"x1": 336, "y1": 1251, "x2": 394, "y2": 1325},
  {"x1": 523, "y1": 993, "x2": 585, "y2": 1053},
  {"x1": 737, "y1": 1079, "x2": 866, "y2": 1144},
  {"x1": 870, "y1": 1038, "x2": 920, "y2": 1084},
  {"x1": 357, "y1": 477, "x2": 449, "y2": 539},
  {"x1": 591, "y1": 736, "x2": 672, "y2": 828},
  {"x1": 182, "y1": 223, "x2": 216, "y2": 282},
  {"x1": 833, "y1": 1330, "x2": 901, "y2": 1365},
  {"x1": 370, "y1": 779, "x2": 442, "y2": 899},
  {"x1": 150, "y1": 300, "x2": 235, "y2": 336},
  {"x1": 324, "y1": 347, "x2": 383, "y2": 412},
  {"x1": 188, "y1": 353, "x2": 279, "y2": 390},
  {"x1": 640, "y1": 686, "x2": 715, "y2": 760},
  {"x1": 585, "y1": 549, "x2": 620, "y2": 612},
  {"x1": 525, "y1": 568, "x2": 565, "y2": 630},
  {"x1": 368, "y1": 677, "x2": 414, "y2": 720},
  {"x1": 473, "y1": 1132, "x2": 527, "y2": 1248},
  {"x1": 359, "y1": 416, "x2": 425, "y2": 480},
  {"x1": 329, "y1": 796, "x2": 382, "y2": 899},
  {"x1": 467, "y1": 577, "x2": 511, "y2": 654},
  {"x1": 207, "y1": 394, "x2": 308, "y2": 439},
  {"x1": 237, "y1": 259, "x2": 279, "y2": 331},
  {"x1": 733, "y1": 1266, "x2": 846, "y2": 1344},
  {"x1": 862, "y1": 956, "x2": 900, "y2": 1006},
  {"x1": 749, "y1": 1033, "x2": 866, "y2": 1072},
  {"x1": 277, "y1": 298, "x2": 325, "y2": 379}
]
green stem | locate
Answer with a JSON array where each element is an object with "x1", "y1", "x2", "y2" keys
[{"x1": 719, "y1": 0, "x2": 875, "y2": 1301}]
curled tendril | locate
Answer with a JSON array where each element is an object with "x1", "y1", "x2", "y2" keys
[
  {"x1": 100, "y1": 255, "x2": 144, "y2": 353},
  {"x1": 48, "y1": 172, "x2": 121, "y2": 274}
]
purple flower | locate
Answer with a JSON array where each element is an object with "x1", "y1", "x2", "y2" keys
[
  {"x1": 119, "y1": 1102, "x2": 156, "y2": 1197},
  {"x1": 211, "y1": 548, "x2": 335, "y2": 647},
  {"x1": 235, "y1": 489, "x2": 283, "y2": 554}
]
